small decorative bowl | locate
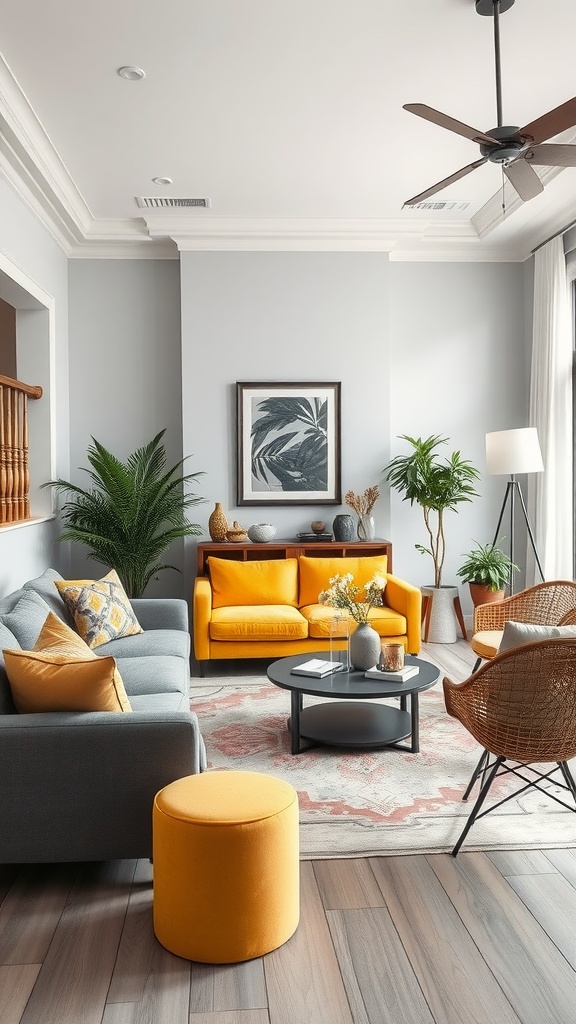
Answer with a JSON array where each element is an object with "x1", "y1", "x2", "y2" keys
[
  {"x1": 226, "y1": 520, "x2": 248, "y2": 543},
  {"x1": 247, "y1": 523, "x2": 276, "y2": 543},
  {"x1": 311, "y1": 520, "x2": 326, "y2": 534}
]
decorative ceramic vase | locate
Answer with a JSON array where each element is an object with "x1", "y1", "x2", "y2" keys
[
  {"x1": 247, "y1": 523, "x2": 276, "y2": 543},
  {"x1": 332, "y1": 514, "x2": 354, "y2": 542},
  {"x1": 208, "y1": 502, "x2": 228, "y2": 542},
  {"x1": 349, "y1": 622, "x2": 381, "y2": 671},
  {"x1": 357, "y1": 514, "x2": 376, "y2": 541}
]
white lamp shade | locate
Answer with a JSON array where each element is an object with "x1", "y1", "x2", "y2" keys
[{"x1": 485, "y1": 428, "x2": 544, "y2": 476}]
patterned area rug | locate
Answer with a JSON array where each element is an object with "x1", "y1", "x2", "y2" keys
[{"x1": 192, "y1": 675, "x2": 576, "y2": 859}]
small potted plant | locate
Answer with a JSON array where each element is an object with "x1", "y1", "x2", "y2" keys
[{"x1": 457, "y1": 540, "x2": 518, "y2": 607}]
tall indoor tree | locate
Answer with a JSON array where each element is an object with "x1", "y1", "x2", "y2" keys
[{"x1": 44, "y1": 430, "x2": 205, "y2": 597}]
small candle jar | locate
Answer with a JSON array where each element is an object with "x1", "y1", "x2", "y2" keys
[{"x1": 380, "y1": 642, "x2": 405, "y2": 672}]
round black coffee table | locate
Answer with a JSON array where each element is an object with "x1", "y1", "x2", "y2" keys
[{"x1": 267, "y1": 653, "x2": 440, "y2": 755}]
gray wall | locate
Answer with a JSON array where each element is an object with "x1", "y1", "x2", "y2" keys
[
  {"x1": 0, "y1": 175, "x2": 69, "y2": 595},
  {"x1": 66, "y1": 259, "x2": 186, "y2": 596}
]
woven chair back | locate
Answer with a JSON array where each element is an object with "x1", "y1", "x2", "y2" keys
[
  {"x1": 444, "y1": 638, "x2": 576, "y2": 763},
  {"x1": 473, "y1": 580, "x2": 576, "y2": 633}
]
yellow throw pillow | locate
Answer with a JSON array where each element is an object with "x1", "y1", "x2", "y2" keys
[
  {"x1": 54, "y1": 568, "x2": 143, "y2": 649},
  {"x1": 3, "y1": 647, "x2": 132, "y2": 714},
  {"x1": 29, "y1": 610, "x2": 132, "y2": 712},
  {"x1": 298, "y1": 555, "x2": 388, "y2": 608},
  {"x1": 208, "y1": 557, "x2": 299, "y2": 609}
]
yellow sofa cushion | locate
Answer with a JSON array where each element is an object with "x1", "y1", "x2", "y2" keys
[
  {"x1": 55, "y1": 569, "x2": 143, "y2": 649},
  {"x1": 210, "y1": 605, "x2": 308, "y2": 641},
  {"x1": 298, "y1": 555, "x2": 388, "y2": 609},
  {"x1": 3, "y1": 610, "x2": 132, "y2": 714},
  {"x1": 302, "y1": 604, "x2": 406, "y2": 639},
  {"x1": 208, "y1": 557, "x2": 299, "y2": 609}
]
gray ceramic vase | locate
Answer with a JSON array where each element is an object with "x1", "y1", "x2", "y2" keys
[
  {"x1": 332, "y1": 514, "x2": 354, "y2": 541},
  {"x1": 349, "y1": 622, "x2": 381, "y2": 671}
]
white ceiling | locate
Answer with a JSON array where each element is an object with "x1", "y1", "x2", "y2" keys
[{"x1": 2, "y1": 0, "x2": 576, "y2": 259}]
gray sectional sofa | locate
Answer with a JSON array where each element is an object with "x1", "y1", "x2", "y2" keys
[{"x1": 0, "y1": 568, "x2": 206, "y2": 863}]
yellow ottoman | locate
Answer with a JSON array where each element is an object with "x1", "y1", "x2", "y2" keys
[{"x1": 152, "y1": 770, "x2": 300, "y2": 963}]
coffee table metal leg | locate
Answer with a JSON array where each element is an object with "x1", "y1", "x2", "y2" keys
[
  {"x1": 290, "y1": 691, "x2": 303, "y2": 755},
  {"x1": 411, "y1": 692, "x2": 420, "y2": 753}
]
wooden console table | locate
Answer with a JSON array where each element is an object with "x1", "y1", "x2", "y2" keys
[{"x1": 196, "y1": 539, "x2": 393, "y2": 577}]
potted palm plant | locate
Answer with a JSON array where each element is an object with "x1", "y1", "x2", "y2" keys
[
  {"x1": 44, "y1": 430, "x2": 205, "y2": 597},
  {"x1": 457, "y1": 540, "x2": 518, "y2": 607},
  {"x1": 384, "y1": 434, "x2": 480, "y2": 642}
]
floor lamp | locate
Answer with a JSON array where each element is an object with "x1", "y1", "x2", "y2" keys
[{"x1": 485, "y1": 427, "x2": 545, "y2": 591}]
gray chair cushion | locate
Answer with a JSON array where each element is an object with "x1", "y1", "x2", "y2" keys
[
  {"x1": 23, "y1": 568, "x2": 73, "y2": 626},
  {"x1": 116, "y1": 655, "x2": 189, "y2": 697},
  {"x1": 96, "y1": 629, "x2": 190, "y2": 661},
  {"x1": 0, "y1": 591, "x2": 52, "y2": 650}
]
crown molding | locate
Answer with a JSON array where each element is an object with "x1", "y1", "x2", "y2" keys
[{"x1": 0, "y1": 55, "x2": 557, "y2": 263}]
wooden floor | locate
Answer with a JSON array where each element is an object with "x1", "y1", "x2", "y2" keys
[{"x1": 2, "y1": 641, "x2": 576, "y2": 1024}]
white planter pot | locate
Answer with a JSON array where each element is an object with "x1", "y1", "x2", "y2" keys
[{"x1": 421, "y1": 585, "x2": 459, "y2": 644}]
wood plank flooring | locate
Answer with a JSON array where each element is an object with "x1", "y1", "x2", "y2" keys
[{"x1": 2, "y1": 641, "x2": 576, "y2": 1024}]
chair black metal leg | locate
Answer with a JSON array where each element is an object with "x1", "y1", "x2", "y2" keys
[
  {"x1": 462, "y1": 748, "x2": 489, "y2": 801},
  {"x1": 558, "y1": 761, "x2": 576, "y2": 805},
  {"x1": 452, "y1": 755, "x2": 504, "y2": 857},
  {"x1": 472, "y1": 657, "x2": 483, "y2": 673}
]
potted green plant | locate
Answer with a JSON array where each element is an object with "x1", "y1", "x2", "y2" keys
[
  {"x1": 44, "y1": 430, "x2": 205, "y2": 597},
  {"x1": 457, "y1": 540, "x2": 518, "y2": 607},
  {"x1": 384, "y1": 434, "x2": 480, "y2": 642}
]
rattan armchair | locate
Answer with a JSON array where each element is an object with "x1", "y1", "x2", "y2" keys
[
  {"x1": 470, "y1": 580, "x2": 576, "y2": 672},
  {"x1": 444, "y1": 638, "x2": 576, "y2": 855}
]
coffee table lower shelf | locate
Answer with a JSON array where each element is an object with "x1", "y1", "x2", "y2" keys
[{"x1": 292, "y1": 700, "x2": 412, "y2": 751}]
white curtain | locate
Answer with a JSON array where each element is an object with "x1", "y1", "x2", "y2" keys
[{"x1": 529, "y1": 236, "x2": 573, "y2": 581}]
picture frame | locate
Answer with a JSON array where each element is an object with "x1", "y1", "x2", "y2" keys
[{"x1": 236, "y1": 381, "x2": 341, "y2": 506}]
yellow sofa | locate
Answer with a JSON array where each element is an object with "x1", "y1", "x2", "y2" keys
[{"x1": 193, "y1": 553, "x2": 421, "y2": 672}]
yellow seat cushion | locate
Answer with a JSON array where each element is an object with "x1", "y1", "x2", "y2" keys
[
  {"x1": 470, "y1": 629, "x2": 503, "y2": 660},
  {"x1": 210, "y1": 605, "x2": 308, "y2": 641},
  {"x1": 298, "y1": 555, "x2": 388, "y2": 608},
  {"x1": 153, "y1": 770, "x2": 300, "y2": 963},
  {"x1": 55, "y1": 569, "x2": 143, "y2": 649},
  {"x1": 302, "y1": 603, "x2": 406, "y2": 639},
  {"x1": 208, "y1": 557, "x2": 299, "y2": 609}
]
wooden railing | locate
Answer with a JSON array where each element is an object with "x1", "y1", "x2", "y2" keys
[{"x1": 0, "y1": 373, "x2": 43, "y2": 525}]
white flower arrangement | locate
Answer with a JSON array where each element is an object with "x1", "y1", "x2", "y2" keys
[{"x1": 318, "y1": 572, "x2": 385, "y2": 624}]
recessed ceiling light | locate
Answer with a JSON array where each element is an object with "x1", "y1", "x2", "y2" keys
[
  {"x1": 117, "y1": 66, "x2": 146, "y2": 81},
  {"x1": 152, "y1": 177, "x2": 173, "y2": 186}
]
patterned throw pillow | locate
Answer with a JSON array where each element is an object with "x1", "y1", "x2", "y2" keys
[
  {"x1": 2, "y1": 611, "x2": 132, "y2": 713},
  {"x1": 54, "y1": 569, "x2": 143, "y2": 649}
]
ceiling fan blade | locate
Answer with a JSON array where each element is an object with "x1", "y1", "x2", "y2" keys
[
  {"x1": 520, "y1": 97, "x2": 576, "y2": 146},
  {"x1": 503, "y1": 160, "x2": 544, "y2": 202},
  {"x1": 403, "y1": 158, "x2": 488, "y2": 207},
  {"x1": 403, "y1": 104, "x2": 499, "y2": 146},
  {"x1": 525, "y1": 144, "x2": 576, "y2": 168}
]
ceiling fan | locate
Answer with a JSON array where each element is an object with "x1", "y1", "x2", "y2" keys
[{"x1": 403, "y1": 0, "x2": 576, "y2": 208}]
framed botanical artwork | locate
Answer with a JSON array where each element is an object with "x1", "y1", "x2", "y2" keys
[{"x1": 236, "y1": 381, "x2": 341, "y2": 506}]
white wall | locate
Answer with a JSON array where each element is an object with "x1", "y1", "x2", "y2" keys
[
  {"x1": 389, "y1": 260, "x2": 528, "y2": 607},
  {"x1": 0, "y1": 176, "x2": 69, "y2": 595}
]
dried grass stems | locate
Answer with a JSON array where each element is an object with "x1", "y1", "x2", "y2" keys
[{"x1": 344, "y1": 485, "x2": 380, "y2": 518}]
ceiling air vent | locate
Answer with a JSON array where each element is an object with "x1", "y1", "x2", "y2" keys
[
  {"x1": 135, "y1": 196, "x2": 211, "y2": 209},
  {"x1": 408, "y1": 201, "x2": 470, "y2": 211}
]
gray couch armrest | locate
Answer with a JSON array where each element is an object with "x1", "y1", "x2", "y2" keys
[
  {"x1": 130, "y1": 597, "x2": 189, "y2": 632},
  {"x1": 0, "y1": 710, "x2": 205, "y2": 862}
]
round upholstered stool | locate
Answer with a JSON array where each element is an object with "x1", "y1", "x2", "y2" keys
[{"x1": 152, "y1": 770, "x2": 300, "y2": 963}]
